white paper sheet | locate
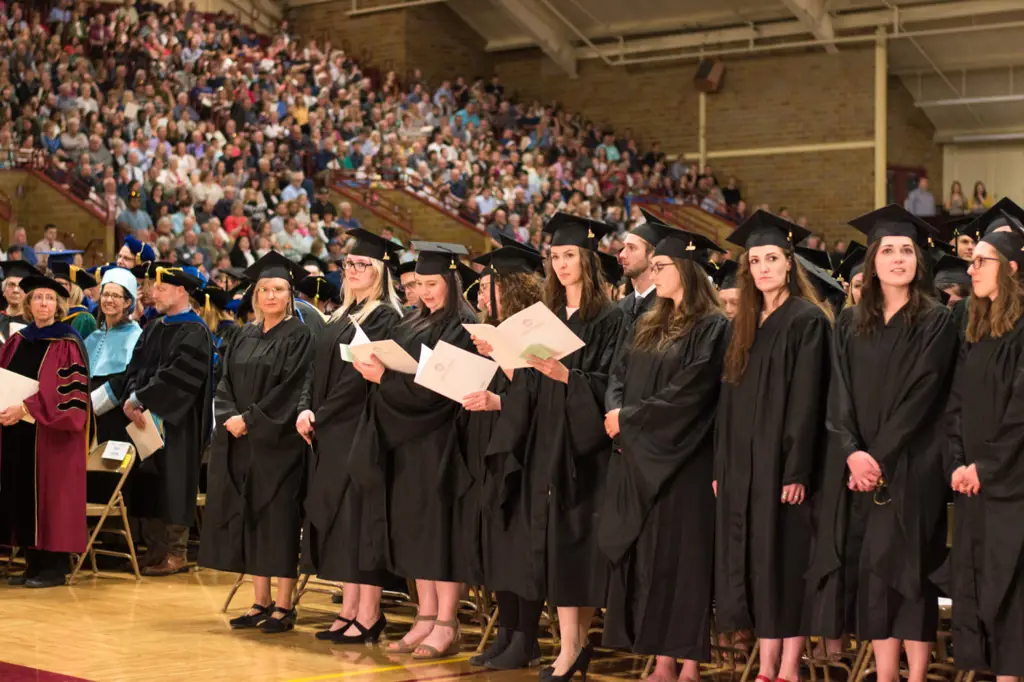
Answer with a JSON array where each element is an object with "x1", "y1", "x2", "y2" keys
[
  {"x1": 350, "y1": 339, "x2": 419, "y2": 374},
  {"x1": 101, "y1": 440, "x2": 132, "y2": 462},
  {"x1": 350, "y1": 318, "x2": 372, "y2": 346},
  {"x1": 125, "y1": 410, "x2": 164, "y2": 460},
  {"x1": 413, "y1": 341, "x2": 499, "y2": 404},
  {"x1": 0, "y1": 367, "x2": 39, "y2": 423},
  {"x1": 463, "y1": 301, "x2": 586, "y2": 370},
  {"x1": 9, "y1": 322, "x2": 25, "y2": 337}
]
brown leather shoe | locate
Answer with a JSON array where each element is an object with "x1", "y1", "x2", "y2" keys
[
  {"x1": 137, "y1": 547, "x2": 167, "y2": 569},
  {"x1": 141, "y1": 555, "x2": 188, "y2": 576}
]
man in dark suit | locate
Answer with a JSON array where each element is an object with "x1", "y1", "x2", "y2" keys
[{"x1": 616, "y1": 208, "x2": 672, "y2": 324}]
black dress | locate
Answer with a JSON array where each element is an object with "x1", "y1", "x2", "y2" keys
[
  {"x1": 301, "y1": 303, "x2": 402, "y2": 585},
  {"x1": 486, "y1": 302, "x2": 625, "y2": 605},
  {"x1": 715, "y1": 297, "x2": 832, "y2": 638},
  {"x1": 601, "y1": 313, "x2": 728, "y2": 660},
  {"x1": 806, "y1": 302, "x2": 957, "y2": 641},
  {"x1": 200, "y1": 316, "x2": 314, "y2": 578},
  {"x1": 947, "y1": 308, "x2": 1024, "y2": 676},
  {"x1": 349, "y1": 309, "x2": 478, "y2": 581}
]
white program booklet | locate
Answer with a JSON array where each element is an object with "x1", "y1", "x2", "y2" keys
[
  {"x1": 0, "y1": 367, "x2": 38, "y2": 423},
  {"x1": 125, "y1": 410, "x2": 164, "y2": 460},
  {"x1": 338, "y1": 318, "x2": 418, "y2": 374},
  {"x1": 464, "y1": 301, "x2": 586, "y2": 370},
  {"x1": 414, "y1": 342, "x2": 499, "y2": 404}
]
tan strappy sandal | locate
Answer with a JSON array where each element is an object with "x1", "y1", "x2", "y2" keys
[
  {"x1": 387, "y1": 615, "x2": 437, "y2": 654},
  {"x1": 412, "y1": 619, "x2": 462, "y2": 660}
]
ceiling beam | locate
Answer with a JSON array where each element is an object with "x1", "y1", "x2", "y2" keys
[
  {"x1": 491, "y1": 0, "x2": 577, "y2": 77},
  {"x1": 780, "y1": 0, "x2": 837, "y2": 54}
]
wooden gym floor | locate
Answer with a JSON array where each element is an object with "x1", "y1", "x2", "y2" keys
[{"x1": 0, "y1": 570, "x2": 656, "y2": 682}]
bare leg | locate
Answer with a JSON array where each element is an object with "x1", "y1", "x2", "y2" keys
[
  {"x1": 415, "y1": 581, "x2": 462, "y2": 655},
  {"x1": 388, "y1": 579, "x2": 438, "y2": 651},
  {"x1": 872, "y1": 638, "x2": 902, "y2": 682},
  {"x1": 759, "y1": 639, "x2": 782, "y2": 680},
  {"x1": 995, "y1": 676, "x2": 1019, "y2": 682},
  {"x1": 246, "y1": 575, "x2": 272, "y2": 616},
  {"x1": 778, "y1": 636, "x2": 805, "y2": 681},
  {"x1": 647, "y1": 656, "x2": 678, "y2": 682},
  {"x1": 577, "y1": 606, "x2": 595, "y2": 646},
  {"x1": 330, "y1": 582, "x2": 360, "y2": 632},
  {"x1": 552, "y1": 607, "x2": 582, "y2": 676},
  {"x1": 678, "y1": 658, "x2": 700, "y2": 682},
  {"x1": 904, "y1": 640, "x2": 932, "y2": 682},
  {"x1": 273, "y1": 577, "x2": 296, "y2": 615}
]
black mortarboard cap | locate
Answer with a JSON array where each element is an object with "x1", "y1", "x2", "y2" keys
[
  {"x1": 396, "y1": 261, "x2": 417, "y2": 276},
  {"x1": 542, "y1": 212, "x2": 614, "y2": 250},
  {"x1": 154, "y1": 265, "x2": 206, "y2": 292},
  {"x1": 848, "y1": 204, "x2": 937, "y2": 249},
  {"x1": 832, "y1": 241, "x2": 866, "y2": 284},
  {"x1": 191, "y1": 284, "x2": 233, "y2": 311},
  {"x1": 220, "y1": 266, "x2": 247, "y2": 282},
  {"x1": 2, "y1": 261, "x2": 38, "y2": 280},
  {"x1": 935, "y1": 214, "x2": 981, "y2": 244},
  {"x1": 795, "y1": 246, "x2": 832, "y2": 272},
  {"x1": 633, "y1": 208, "x2": 675, "y2": 246},
  {"x1": 412, "y1": 241, "x2": 469, "y2": 276},
  {"x1": 726, "y1": 210, "x2": 811, "y2": 250},
  {"x1": 969, "y1": 198, "x2": 1024, "y2": 237},
  {"x1": 131, "y1": 260, "x2": 172, "y2": 280},
  {"x1": 796, "y1": 255, "x2": 845, "y2": 299},
  {"x1": 243, "y1": 251, "x2": 309, "y2": 283},
  {"x1": 347, "y1": 228, "x2": 404, "y2": 262},
  {"x1": 932, "y1": 254, "x2": 971, "y2": 289},
  {"x1": 299, "y1": 254, "x2": 329, "y2": 275},
  {"x1": 49, "y1": 262, "x2": 98, "y2": 290},
  {"x1": 981, "y1": 220, "x2": 1024, "y2": 270},
  {"x1": 597, "y1": 251, "x2": 623, "y2": 284},
  {"x1": 473, "y1": 245, "x2": 544, "y2": 276},
  {"x1": 714, "y1": 260, "x2": 739, "y2": 290},
  {"x1": 456, "y1": 261, "x2": 481, "y2": 309},
  {"x1": 19, "y1": 274, "x2": 70, "y2": 299},
  {"x1": 45, "y1": 250, "x2": 83, "y2": 267},
  {"x1": 654, "y1": 226, "x2": 725, "y2": 261},
  {"x1": 295, "y1": 274, "x2": 340, "y2": 303}
]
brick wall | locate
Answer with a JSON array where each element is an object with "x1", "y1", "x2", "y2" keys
[
  {"x1": 405, "y1": 6, "x2": 492, "y2": 86},
  {"x1": 887, "y1": 77, "x2": 943, "y2": 193},
  {"x1": 289, "y1": 1, "x2": 408, "y2": 76}
]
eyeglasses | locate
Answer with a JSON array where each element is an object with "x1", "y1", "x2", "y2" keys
[
  {"x1": 650, "y1": 262, "x2": 673, "y2": 274},
  {"x1": 970, "y1": 256, "x2": 1001, "y2": 270},
  {"x1": 342, "y1": 261, "x2": 372, "y2": 272},
  {"x1": 258, "y1": 286, "x2": 290, "y2": 298},
  {"x1": 100, "y1": 292, "x2": 126, "y2": 301}
]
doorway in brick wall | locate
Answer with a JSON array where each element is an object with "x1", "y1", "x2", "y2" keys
[{"x1": 887, "y1": 165, "x2": 927, "y2": 206}]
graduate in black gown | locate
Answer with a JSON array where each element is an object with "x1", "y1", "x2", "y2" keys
[
  {"x1": 714, "y1": 212, "x2": 833, "y2": 682},
  {"x1": 486, "y1": 213, "x2": 625, "y2": 681},
  {"x1": 348, "y1": 242, "x2": 478, "y2": 659},
  {"x1": 946, "y1": 227, "x2": 1024, "y2": 679},
  {"x1": 832, "y1": 243, "x2": 866, "y2": 311},
  {"x1": 298, "y1": 229, "x2": 404, "y2": 644},
  {"x1": 806, "y1": 206, "x2": 958, "y2": 682},
  {"x1": 0, "y1": 261, "x2": 35, "y2": 342},
  {"x1": 462, "y1": 244, "x2": 547, "y2": 670},
  {"x1": 200, "y1": 253, "x2": 314, "y2": 633},
  {"x1": 601, "y1": 225, "x2": 728, "y2": 681},
  {"x1": 713, "y1": 260, "x2": 739, "y2": 320},
  {"x1": 615, "y1": 209, "x2": 664, "y2": 325},
  {"x1": 122, "y1": 265, "x2": 214, "y2": 576}
]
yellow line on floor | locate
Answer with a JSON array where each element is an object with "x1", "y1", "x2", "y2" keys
[{"x1": 285, "y1": 655, "x2": 472, "y2": 682}]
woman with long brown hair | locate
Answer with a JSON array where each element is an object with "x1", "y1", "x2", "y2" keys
[
  {"x1": 600, "y1": 225, "x2": 729, "y2": 682},
  {"x1": 947, "y1": 225, "x2": 1024, "y2": 680},
  {"x1": 806, "y1": 206, "x2": 958, "y2": 682},
  {"x1": 714, "y1": 211, "x2": 833, "y2": 682},
  {"x1": 464, "y1": 244, "x2": 547, "y2": 670},
  {"x1": 486, "y1": 213, "x2": 624, "y2": 681}
]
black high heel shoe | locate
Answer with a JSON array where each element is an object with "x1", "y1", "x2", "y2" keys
[
  {"x1": 315, "y1": 616, "x2": 354, "y2": 641},
  {"x1": 333, "y1": 614, "x2": 387, "y2": 644},
  {"x1": 540, "y1": 645, "x2": 592, "y2": 682},
  {"x1": 260, "y1": 606, "x2": 297, "y2": 633},
  {"x1": 230, "y1": 602, "x2": 275, "y2": 629}
]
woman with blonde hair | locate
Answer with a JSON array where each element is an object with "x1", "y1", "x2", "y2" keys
[
  {"x1": 601, "y1": 225, "x2": 729, "y2": 682},
  {"x1": 299, "y1": 229, "x2": 405, "y2": 644},
  {"x1": 714, "y1": 212, "x2": 833, "y2": 682},
  {"x1": 49, "y1": 256, "x2": 98, "y2": 340},
  {"x1": 200, "y1": 252, "x2": 315, "y2": 633},
  {"x1": 947, "y1": 226, "x2": 1024, "y2": 680}
]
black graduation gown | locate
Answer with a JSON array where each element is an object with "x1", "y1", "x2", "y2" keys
[
  {"x1": 715, "y1": 297, "x2": 832, "y2": 638},
  {"x1": 123, "y1": 313, "x2": 214, "y2": 527},
  {"x1": 349, "y1": 310, "x2": 478, "y2": 581},
  {"x1": 0, "y1": 313, "x2": 27, "y2": 342},
  {"x1": 200, "y1": 317, "x2": 313, "y2": 578},
  {"x1": 486, "y1": 302, "x2": 625, "y2": 605},
  {"x1": 300, "y1": 303, "x2": 402, "y2": 585},
  {"x1": 805, "y1": 302, "x2": 957, "y2": 641},
  {"x1": 600, "y1": 313, "x2": 728, "y2": 660},
  {"x1": 951, "y1": 297, "x2": 969, "y2": 340},
  {"x1": 296, "y1": 299, "x2": 326, "y2": 337},
  {"x1": 946, "y1": 309, "x2": 1024, "y2": 676},
  {"x1": 617, "y1": 291, "x2": 655, "y2": 326}
]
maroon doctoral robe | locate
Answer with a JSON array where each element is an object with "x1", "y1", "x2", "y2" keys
[{"x1": 0, "y1": 324, "x2": 91, "y2": 553}]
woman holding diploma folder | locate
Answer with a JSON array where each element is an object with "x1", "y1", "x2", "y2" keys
[
  {"x1": 463, "y1": 242, "x2": 547, "y2": 670},
  {"x1": 349, "y1": 241, "x2": 477, "y2": 659},
  {"x1": 600, "y1": 224, "x2": 728, "y2": 681},
  {"x1": 487, "y1": 212, "x2": 625, "y2": 682},
  {"x1": 199, "y1": 252, "x2": 314, "y2": 633},
  {"x1": 0, "y1": 274, "x2": 91, "y2": 588},
  {"x1": 298, "y1": 229, "x2": 405, "y2": 644}
]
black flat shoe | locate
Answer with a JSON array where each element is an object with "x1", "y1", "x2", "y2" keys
[
  {"x1": 260, "y1": 606, "x2": 297, "y2": 633},
  {"x1": 541, "y1": 645, "x2": 592, "y2": 682},
  {"x1": 487, "y1": 631, "x2": 541, "y2": 670},
  {"x1": 25, "y1": 573, "x2": 66, "y2": 589},
  {"x1": 470, "y1": 627, "x2": 513, "y2": 666},
  {"x1": 230, "y1": 602, "x2": 275, "y2": 629},
  {"x1": 315, "y1": 616, "x2": 354, "y2": 641},
  {"x1": 333, "y1": 614, "x2": 387, "y2": 644}
]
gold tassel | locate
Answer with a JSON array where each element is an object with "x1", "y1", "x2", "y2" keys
[
  {"x1": 449, "y1": 258, "x2": 457, "y2": 270},
  {"x1": 314, "y1": 279, "x2": 321, "y2": 306},
  {"x1": 587, "y1": 229, "x2": 594, "y2": 239},
  {"x1": 383, "y1": 251, "x2": 390, "y2": 261},
  {"x1": 685, "y1": 241, "x2": 696, "y2": 252},
  {"x1": 204, "y1": 293, "x2": 211, "y2": 317},
  {"x1": 788, "y1": 230, "x2": 793, "y2": 242}
]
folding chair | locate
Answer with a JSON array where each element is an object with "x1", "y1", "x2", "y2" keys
[{"x1": 69, "y1": 442, "x2": 141, "y2": 584}]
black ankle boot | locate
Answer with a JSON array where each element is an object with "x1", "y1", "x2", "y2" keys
[
  {"x1": 486, "y1": 631, "x2": 542, "y2": 670},
  {"x1": 470, "y1": 627, "x2": 513, "y2": 666}
]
